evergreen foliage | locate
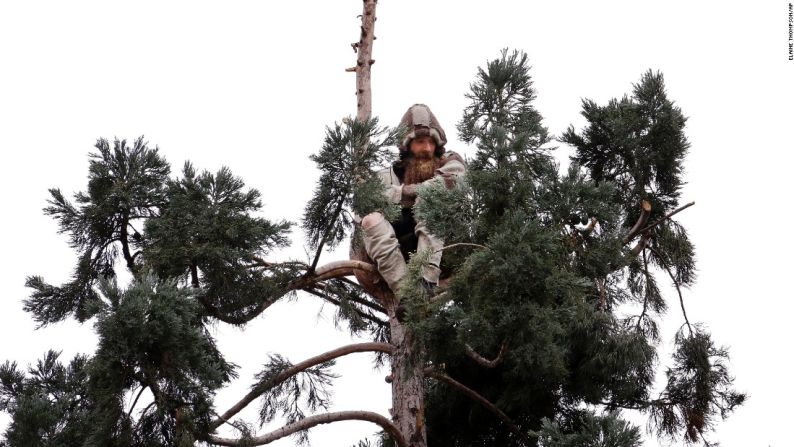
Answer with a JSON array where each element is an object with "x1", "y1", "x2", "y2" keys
[
  {"x1": 412, "y1": 50, "x2": 743, "y2": 446},
  {"x1": 2, "y1": 50, "x2": 742, "y2": 447}
]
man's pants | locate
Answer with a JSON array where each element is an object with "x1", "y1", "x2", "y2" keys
[{"x1": 360, "y1": 211, "x2": 443, "y2": 293}]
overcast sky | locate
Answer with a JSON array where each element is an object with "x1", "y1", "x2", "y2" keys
[{"x1": 1, "y1": 1, "x2": 792, "y2": 446}]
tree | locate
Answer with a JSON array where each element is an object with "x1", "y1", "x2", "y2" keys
[{"x1": 0, "y1": 3, "x2": 743, "y2": 447}]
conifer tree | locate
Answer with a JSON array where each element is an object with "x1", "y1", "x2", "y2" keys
[{"x1": 1, "y1": 4, "x2": 743, "y2": 447}]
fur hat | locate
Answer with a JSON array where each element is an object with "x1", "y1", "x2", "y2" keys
[{"x1": 398, "y1": 104, "x2": 447, "y2": 157}]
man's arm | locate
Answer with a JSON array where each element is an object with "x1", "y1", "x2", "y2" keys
[{"x1": 402, "y1": 152, "x2": 466, "y2": 200}]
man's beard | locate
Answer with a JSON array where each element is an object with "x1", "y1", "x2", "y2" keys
[{"x1": 403, "y1": 155, "x2": 439, "y2": 185}]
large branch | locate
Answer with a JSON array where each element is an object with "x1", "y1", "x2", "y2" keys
[
  {"x1": 464, "y1": 342, "x2": 507, "y2": 368},
  {"x1": 209, "y1": 410, "x2": 407, "y2": 447},
  {"x1": 623, "y1": 200, "x2": 652, "y2": 243},
  {"x1": 349, "y1": 0, "x2": 378, "y2": 122},
  {"x1": 427, "y1": 371, "x2": 531, "y2": 446},
  {"x1": 210, "y1": 342, "x2": 393, "y2": 430}
]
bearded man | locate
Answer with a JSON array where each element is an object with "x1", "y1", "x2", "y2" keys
[{"x1": 360, "y1": 104, "x2": 466, "y2": 294}]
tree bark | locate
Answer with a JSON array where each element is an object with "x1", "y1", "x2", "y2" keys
[
  {"x1": 389, "y1": 317, "x2": 427, "y2": 447},
  {"x1": 349, "y1": 2, "x2": 428, "y2": 445},
  {"x1": 353, "y1": 0, "x2": 378, "y2": 122}
]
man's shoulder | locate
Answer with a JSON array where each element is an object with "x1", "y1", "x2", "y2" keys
[
  {"x1": 376, "y1": 164, "x2": 400, "y2": 185},
  {"x1": 439, "y1": 150, "x2": 465, "y2": 167}
]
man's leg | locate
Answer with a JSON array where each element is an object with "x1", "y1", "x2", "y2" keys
[
  {"x1": 414, "y1": 219, "x2": 443, "y2": 285},
  {"x1": 361, "y1": 212, "x2": 407, "y2": 293}
]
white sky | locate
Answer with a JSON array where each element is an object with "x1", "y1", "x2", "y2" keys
[{"x1": 1, "y1": 1, "x2": 792, "y2": 446}]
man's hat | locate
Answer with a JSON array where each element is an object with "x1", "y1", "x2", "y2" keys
[{"x1": 398, "y1": 104, "x2": 447, "y2": 156}]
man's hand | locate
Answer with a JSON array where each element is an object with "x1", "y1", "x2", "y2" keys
[{"x1": 401, "y1": 184, "x2": 419, "y2": 201}]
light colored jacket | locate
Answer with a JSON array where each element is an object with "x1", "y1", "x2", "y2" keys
[{"x1": 376, "y1": 151, "x2": 466, "y2": 205}]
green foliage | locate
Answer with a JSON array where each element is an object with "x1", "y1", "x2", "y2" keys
[
  {"x1": 418, "y1": 50, "x2": 742, "y2": 447},
  {"x1": 144, "y1": 162, "x2": 293, "y2": 325},
  {"x1": 650, "y1": 328, "x2": 746, "y2": 444},
  {"x1": 84, "y1": 277, "x2": 236, "y2": 446},
  {"x1": 303, "y1": 118, "x2": 399, "y2": 252},
  {"x1": 25, "y1": 137, "x2": 169, "y2": 326},
  {"x1": 3, "y1": 46, "x2": 743, "y2": 447},
  {"x1": 254, "y1": 355, "x2": 337, "y2": 445},
  {"x1": 535, "y1": 410, "x2": 642, "y2": 447},
  {"x1": 0, "y1": 352, "x2": 92, "y2": 447},
  {"x1": 562, "y1": 70, "x2": 689, "y2": 220}
]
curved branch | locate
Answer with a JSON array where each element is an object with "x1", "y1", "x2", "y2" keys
[
  {"x1": 427, "y1": 371, "x2": 531, "y2": 446},
  {"x1": 464, "y1": 342, "x2": 507, "y2": 368},
  {"x1": 210, "y1": 342, "x2": 393, "y2": 430},
  {"x1": 623, "y1": 200, "x2": 652, "y2": 243},
  {"x1": 127, "y1": 385, "x2": 147, "y2": 420},
  {"x1": 209, "y1": 410, "x2": 407, "y2": 447},
  {"x1": 290, "y1": 260, "x2": 377, "y2": 289}
]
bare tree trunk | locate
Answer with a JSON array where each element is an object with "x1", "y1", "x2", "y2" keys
[
  {"x1": 389, "y1": 317, "x2": 427, "y2": 447},
  {"x1": 352, "y1": 0, "x2": 377, "y2": 122}
]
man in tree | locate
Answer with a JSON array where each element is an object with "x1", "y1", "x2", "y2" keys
[{"x1": 360, "y1": 103, "x2": 465, "y2": 293}]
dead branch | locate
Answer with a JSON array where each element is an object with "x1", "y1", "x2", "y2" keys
[
  {"x1": 209, "y1": 410, "x2": 407, "y2": 447},
  {"x1": 464, "y1": 342, "x2": 507, "y2": 368},
  {"x1": 210, "y1": 342, "x2": 393, "y2": 430},
  {"x1": 352, "y1": 0, "x2": 378, "y2": 122},
  {"x1": 623, "y1": 200, "x2": 652, "y2": 243},
  {"x1": 426, "y1": 371, "x2": 531, "y2": 446}
]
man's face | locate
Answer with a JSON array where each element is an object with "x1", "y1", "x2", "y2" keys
[{"x1": 409, "y1": 135, "x2": 436, "y2": 160}]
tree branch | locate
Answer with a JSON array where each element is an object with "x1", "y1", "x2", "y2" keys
[
  {"x1": 304, "y1": 288, "x2": 387, "y2": 327},
  {"x1": 636, "y1": 201, "x2": 695, "y2": 237},
  {"x1": 210, "y1": 342, "x2": 393, "y2": 430},
  {"x1": 426, "y1": 371, "x2": 530, "y2": 446},
  {"x1": 209, "y1": 410, "x2": 407, "y2": 447},
  {"x1": 307, "y1": 199, "x2": 346, "y2": 274},
  {"x1": 435, "y1": 242, "x2": 489, "y2": 253},
  {"x1": 650, "y1": 247, "x2": 693, "y2": 335},
  {"x1": 127, "y1": 384, "x2": 147, "y2": 420},
  {"x1": 635, "y1": 248, "x2": 652, "y2": 332},
  {"x1": 464, "y1": 342, "x2": 507, "y2": 368},
  {"x1": 290, "y1": 260, "x2": 377, "y2": 290},
  {"x1": 623, "y1": 200, "x2": 652, "y2": 243},
  {"x1": 310, "y1": 282, "x2": 387, "y2": 314}
]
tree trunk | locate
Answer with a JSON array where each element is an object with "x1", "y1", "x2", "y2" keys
[
  {"x1": 347, "y1": 2, "x2": 428, "y2": 445},
  {"x1": 389, "y1": 317, "x2": 427, "y2": 447}
]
